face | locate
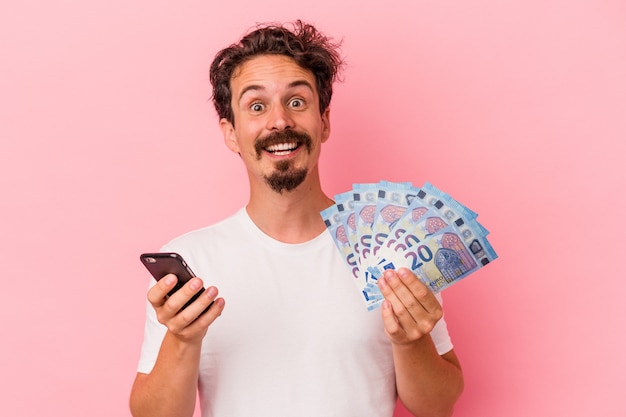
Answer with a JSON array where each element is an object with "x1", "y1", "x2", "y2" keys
[{"x1": 220, "y1": 54, "x2": 331, "y2": 194}]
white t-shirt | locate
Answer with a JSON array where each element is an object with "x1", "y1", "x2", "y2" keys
[{"x1": 137, "y1": 208, "x2": 453, "y2": 417}]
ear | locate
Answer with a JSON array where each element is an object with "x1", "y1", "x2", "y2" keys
[
  {"x1": 220, "y1": 118, "x2": 240, "y2": 153},
  {"x1": 320, "y1": 107, "x2": 331, "y2": 143}
]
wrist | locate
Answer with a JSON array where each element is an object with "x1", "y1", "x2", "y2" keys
[
  {"x1": 163, "y1": 331, "x2": 204, "y2": 360},
  {"x1": 391, "y1": 333, "x2": 436, "y2": 353}
]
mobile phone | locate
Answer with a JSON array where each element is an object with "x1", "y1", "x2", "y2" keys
[{"x1": 140, "y1": 252, "x2": 209, "y2": 312}]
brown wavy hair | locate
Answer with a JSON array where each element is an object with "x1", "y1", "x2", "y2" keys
[{"x1": 209, "y1": 20, "x2": 344, "y2": 126}]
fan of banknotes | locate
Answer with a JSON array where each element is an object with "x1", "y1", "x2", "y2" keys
[{"x1": 321, "y1": 181, "x2": 497, "y2": 310}]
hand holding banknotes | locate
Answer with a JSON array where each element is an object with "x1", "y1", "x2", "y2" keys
[{"x1": 378, "y1": 267, "x2": 443, "y2": 345}]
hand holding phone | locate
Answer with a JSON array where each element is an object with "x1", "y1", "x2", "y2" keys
[{"x1": 140, "y1": 252, "x2": 210, "y2": 313}]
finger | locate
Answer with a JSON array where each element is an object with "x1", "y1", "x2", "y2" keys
[
  {"x1": 190, "y1": 292, "x2": 226, "y2": 328},
  {"x1": 176, "y1": 285, "x2": 220, "y2": 324},
  {"x1": 379, "y1": 269, "x2": 427, "y2": 315},
  {"x1": 378, "y1": 269, "x2": 423, "y2": 330},
  {"x1": 396, "y1": 268, "x2": 442, "y2": 316},
  {"x1": 163, "y1": 277, "x2": 206, "y2": 314},
  {"x1": 147, "y1": 274, "x2": 178, "y2": 307},
  {"x1": 175, "y1": 291, "x2": 226, "y2": 337},
  {"x1": 379, "y1": 268, "x2": 441, "y2": 335},
  {"x1": 166, "y1": 294, "x2": 226, "y2": 340},
  {"x1": 380, "y1": 299, "x2": 404, "y2": 339},
  {"x1": 394, "y1": 268, "x2": 443, "y2": 332}
]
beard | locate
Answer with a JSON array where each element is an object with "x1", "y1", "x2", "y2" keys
[
  {"x1": 264, "y1": 162, "x2": 308, "y2": 193},
  {"x1": 254, "y1": 130, "x2": 313, "y2": 193}
]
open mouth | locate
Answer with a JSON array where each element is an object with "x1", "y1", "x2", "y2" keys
[
  {"x1": 255, "y1": 131, "x2": 312, "y2": 159},
  {"x1": 264, "y1": 142, "x2": 300, "y2": 156}
]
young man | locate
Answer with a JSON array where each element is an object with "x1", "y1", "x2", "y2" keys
[{"x1": 130, "y1": 21, "x2": 464, "y2": 417}]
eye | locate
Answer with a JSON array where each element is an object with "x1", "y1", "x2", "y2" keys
[
  {"x1": 250, "y1": 102, "x2": 265, "y2": 112},
  {"x1": 289, "y1": 98, "x2": 305, "y2": 108}
]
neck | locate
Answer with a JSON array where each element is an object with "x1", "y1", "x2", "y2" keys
[{"x1": 246, "y1": 170, "x2": 333, "y2": 243}]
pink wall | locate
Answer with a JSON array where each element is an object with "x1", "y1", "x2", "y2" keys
[{"x1": 2, "y1": 1, "x2": 625, "y2": 416}]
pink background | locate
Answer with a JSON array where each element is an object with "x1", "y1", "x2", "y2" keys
[{"x1": 2, "y1": 1, "x2": 625, "y2": 416}]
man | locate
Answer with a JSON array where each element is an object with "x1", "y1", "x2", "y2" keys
[{"x1": 130, "y1": 20, "x2": 464, "y2": 417}]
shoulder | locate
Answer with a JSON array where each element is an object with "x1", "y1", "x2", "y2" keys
[{"x1": 164, "y1": 208, "x2": 246, "y2": 247}]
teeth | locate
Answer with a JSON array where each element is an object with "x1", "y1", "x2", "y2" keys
[{"x1": 266, "y1": 142, "x2": 297, "y2": 153}]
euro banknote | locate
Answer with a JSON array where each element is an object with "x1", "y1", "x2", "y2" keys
[{"x1": 322, "y1": 181, "x2": 497, "y2": 310}]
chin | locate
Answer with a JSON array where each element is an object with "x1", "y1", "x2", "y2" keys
[{"x1": 265, "y1": 168, "x2": 308, "y2": 193}]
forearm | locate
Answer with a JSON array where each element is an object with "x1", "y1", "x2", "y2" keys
[
  {"x1": 393, "y1": 336, "x2": 464, "y2": 417},
  {"x1": 130, "y1": 332, "x2": 202, "y2": 417}
]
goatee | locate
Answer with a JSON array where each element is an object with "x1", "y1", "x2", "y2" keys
[{"x1": 265, "y1": 164, "x2": 308, "y2": 193}]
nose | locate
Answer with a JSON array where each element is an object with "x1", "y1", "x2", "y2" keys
[{"x1": 266, "y1": 104, "x2": 294, "y2": 131}]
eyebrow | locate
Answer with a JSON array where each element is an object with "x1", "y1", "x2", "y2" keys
[{"x1": 237, "y1": 80, "x2": 315, "y2": 103}]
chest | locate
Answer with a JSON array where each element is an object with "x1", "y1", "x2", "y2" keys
[{"x1": 196, "y1": 242, "x2": 386, "y2": 355}]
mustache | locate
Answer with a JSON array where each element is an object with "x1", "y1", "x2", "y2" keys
[{"x1": 254, "y1": 130, "x2": 313, "y2": 157}]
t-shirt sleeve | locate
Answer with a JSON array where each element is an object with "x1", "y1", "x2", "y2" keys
[
  {"x1": 430, "y1": 292, "x2": 454, "y2": 355},
  {"x1": 136, "y1": 281, "x2": 168, "y2": 374}
]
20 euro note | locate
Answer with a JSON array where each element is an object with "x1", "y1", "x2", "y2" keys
[
  {"x1": 334, "y1": 190, "x2": 359, "y2": 254},
  {"x1": 321, "y1": 204, "x2": 360, "y2": 281},
  {"x1": 422, "y1": 182, "x2": 479, "y2": 221},
  {"x1": 322, "y1": 203, "x2": 384, "y2": 311},
  {"x1": 322, "y1": 181, "x2": 498, "y2": 310},
  {"x1": 352, "y1": 183, "x2": 380, "y2": 272},
  {"x1": 375, "y1": 183, "x2": 489, "y2": 264},
  {"x1": 368, "y1": 181, "x2": 420, "y2": 265},
  {"x1": 373, "y1": 201, "x2": 434, "y2": 265},
  {"x1": 368, "y1": 217, "x2": 497, "y2": 292},
  {"x1": 368, "y1": 200, "x2": 462, "y2": 296}
]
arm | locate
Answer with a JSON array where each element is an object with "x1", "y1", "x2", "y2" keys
[
  {"x1": 129, "y1": 275, "x2": 225, "y2": 417},
  {"x1": 378, "y1": 268, "x2": 464, "y2": 417}
]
